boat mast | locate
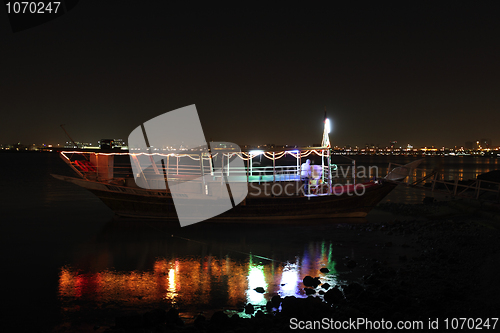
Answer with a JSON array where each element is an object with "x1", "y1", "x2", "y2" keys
[
  {"x1": 321, "y1": 107, "x2": 333, "y2": 193},
  {"x1": 60, "y1": 124, "x2": 78, "y2": 148},
  {"x1": 60, "y1": 124, "x2": 90, "y2": 161}
]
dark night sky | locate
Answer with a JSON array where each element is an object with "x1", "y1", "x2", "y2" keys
[{"x1": 1, "y1": 2, "x2": 499, "y2": 148}]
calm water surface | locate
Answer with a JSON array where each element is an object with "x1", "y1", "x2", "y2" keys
[{"x1": 1, "y1": 153, "x2": 498, "y2": 330}]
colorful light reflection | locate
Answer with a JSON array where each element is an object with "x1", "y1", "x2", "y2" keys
[{"x1": 58, "y1": 244, "x2": 339, "y2": 311}]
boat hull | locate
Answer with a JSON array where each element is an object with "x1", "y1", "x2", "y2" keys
[{"x1": 52, "y1": 175, "x2": 397, "y2": 221}]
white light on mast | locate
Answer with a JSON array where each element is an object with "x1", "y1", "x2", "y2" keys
[{"x1": 321, "y1": 117, "x2": 331, "y2": 148}]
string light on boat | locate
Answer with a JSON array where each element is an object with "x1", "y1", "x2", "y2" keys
[
  {"x1": 238, "y1": 152, "x2": 255, "y2": 161},
  {"x1": 264, "y1": 151, "x2": 286, "y2": 160},
  {"x1": 61, "y1": 149, "x2": 327, "y2": 162}
]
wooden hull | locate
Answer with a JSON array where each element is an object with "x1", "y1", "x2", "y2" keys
[{"x1": 52, "y1": 175, "x2": 397, "y2": 221}]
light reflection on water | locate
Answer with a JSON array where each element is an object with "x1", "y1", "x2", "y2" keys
[{"x1": 58, "y1": 231, "x2": 340, "y2": 315}]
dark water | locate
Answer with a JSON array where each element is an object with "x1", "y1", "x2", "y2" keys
[{"x1": 1, "y1": 153, "x2": 498, "y2": 331}]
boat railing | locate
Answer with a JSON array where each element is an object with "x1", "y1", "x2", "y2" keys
[
  {"x1": 65, "y1": 151, "x2": 355, "y2": 184},
  {"x1": 62, "y1": 150, "x2": 361, "y2": 188},
  {"x1": 247, "y1": 166, "x2": 300, "y2": 182},
  {"x1": 123, "y1": 162, "x2": 325, "y2": 183}
]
